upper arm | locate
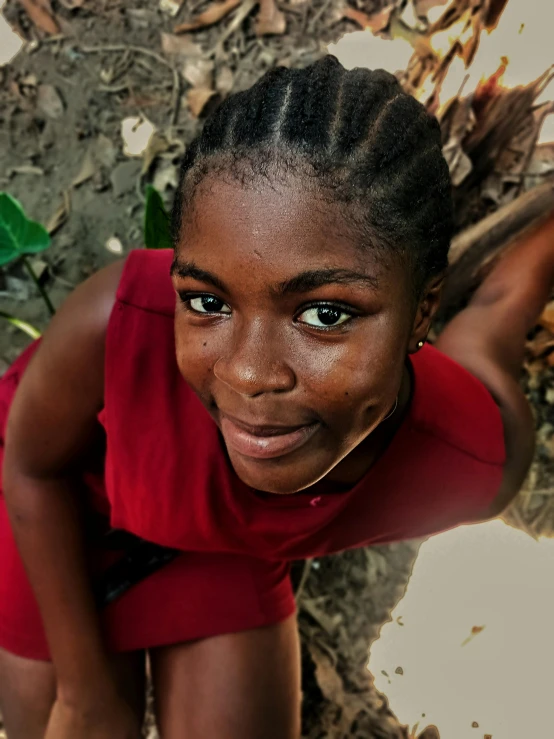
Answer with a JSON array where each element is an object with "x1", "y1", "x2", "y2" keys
[
  {"x1": 3, "y1": 259, "x2": 125, "y2": 484},
  {"x1": 436, "y1": 305, "x2": 535, "y2": 519}
]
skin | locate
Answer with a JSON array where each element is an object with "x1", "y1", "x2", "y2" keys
[
  {"x1": 0, "y1": 175, "x2": 552, "y2": 738},
  {"x1": 172, "y1": 178, "x2": 439, "y2": 494}
]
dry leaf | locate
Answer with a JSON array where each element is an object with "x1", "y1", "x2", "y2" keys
[
  {"x1": 46, "y1": 192, "x2": 70, "y2": 235},
  {"x1": 57, "y1": 0, "x2": 85, "y2": 8},
  {"x1": 153, "y1": 160, "x2": 179, "y2": 193},
  {"x1": 183, "y1": 58, "x2": 214, "y2": 88},
  {"x1": 540, "y1": 302, "x2": 554, "y2": 334},
  {"x1": 37, "y1": 84, "x2": 64, "y2": 119},
  {"x1": 215, "y1": 65, "x2": 234, "y2": 95},
  {"x1": 414, "y1": 0, "x2": 450, "y2": 18},
  {"x1": 442, "y1": 140, "x2": 472, "y2": 186},
  {"x1": 72, "y1": 148, "x2": 96, "y2": 187},
  {"x1": 160, "y1": 32, "x2": 202, "y2": 58},
  {"x1": 342, "y1": 4, "x2": 395, "y2": 34},
  {"x1": 141, "y1": 132, "x2": 172, "y2": 175},
  {"x1": 186, "y1": 87, "x2": 216, "y2": 117},
  {"x1": 174, "y1": 0, "x2": 242, "y2": 33},
  {"x1": 72, "y1": 134, "x2": 117, "y2": 187},
  {"x1": 255, "y1": 0, "x2": 286, "y2": 36},
  {"x1": 19, "y1": 0, "x2": 60, "y2": 35},
  {"x1": 8, "y1": 165, "x2": 44, "y2": 176},
  {"x1": 527, "y1": 328, "x2": 554, "y2": 358},
  {"x1": 160, "y1": 0, "x2": 181, "y2": 16}
]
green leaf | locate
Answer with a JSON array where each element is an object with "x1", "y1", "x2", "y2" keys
[
  {"x1": 0, "y1": 192, "x2": 51, "y2": 265},
  {"x1": 144, "y1": 185, "x2": 173, "y2": 250},
  {"x1": 0, "y1": 224, "x2": 19, "y2": 266},
  {"x1": 23, "y1": 220, "x2": 51, "y2": 254}
]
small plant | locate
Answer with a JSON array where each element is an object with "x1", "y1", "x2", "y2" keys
[
  {"x1": 0, "y1": 192, "x2": 54, "y2": 337},
  {"x1": 144, "y1": 185, "x2": 172, "y2": 250}
]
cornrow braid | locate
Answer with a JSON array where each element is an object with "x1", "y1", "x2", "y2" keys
[{"x1": 171, "y1": 55, "x2": 453, "y2": 294}]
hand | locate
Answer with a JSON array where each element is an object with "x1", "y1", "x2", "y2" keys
[{"x1": 45, "y1": 692, "x2": 141, "y2": 739}]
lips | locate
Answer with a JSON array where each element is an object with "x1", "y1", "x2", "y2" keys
[{"x1": 219, "y1": 413, "x2": 320, "y2": 460}]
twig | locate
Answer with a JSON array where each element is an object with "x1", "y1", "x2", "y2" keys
[
  {"x1": 22, "y1": 256, "x2": 55, "y2": 316},
  {"x1": 308, "y1": 0, "x2": 334, "y2": 32},
  {"x1": 294, "y1": 558, "x2": 313, "y2": 603},
  {"x1": 0, "y1": 311, "x2": 41, "y2": 340},
  {"x1": 208, "y1": 0, "x2": 258, "y2": 59},
  {"x1": 79, "y1": 44, "x2": 181, "y2": 125}
]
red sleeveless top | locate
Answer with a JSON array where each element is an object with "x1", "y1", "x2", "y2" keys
[{"x1": 89, "y1": 249, "x2": 505, "y2": 560}]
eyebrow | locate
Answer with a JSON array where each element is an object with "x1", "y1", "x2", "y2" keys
[
  {"x1": 274, "y1": 269, "x2": 379, "y2": 295},
  {"x1": 171, "y1": 258, "x2": 379, "y2": 295},
  {"x1": 171, "y1": 258, "x2": 228, "y2": 293}
]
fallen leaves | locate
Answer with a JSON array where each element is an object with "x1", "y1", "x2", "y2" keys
[
  {"x1": 121, "y1": 116, "x2": 156, "y2": 158},
  {"x1": 159, "y1": 0, "x2": 181, "y2": 16},
  {"x1": 36, "y1": 84, "x2": 64, "y2": 119},
  {"x1": 255, "y1": 0, "x2": 286, "y2": 36},
  {"x1": 18, "y1": 0, "x2": 60, "y2": 35},
  {"x1": 72, "y1": 134, "x2": 117, "y2": 188},
  {"x1": 183, "y1": 58, "x2": 214, "y2": 88},
  {"x1": 45, "y1": 191, "x2": 70, "y2": 235},
  {"x1": 174, "y1": 0, "x2": 242, "y2": 33},
  {"x1": 342, "y1": 4, "x2": 396, "y2": 34},
  {"x1": 160, "y1": 32, "x2": 203, "y2": 58},
  {"x1": 186, "y1": 87, "x2": 216, "y2": 117},
  {"x1": 57, "y1": 0, "x2": 86, "y2": 8},
  {"x1": 539, "y1": 301, "x2": 554, "y2": 334}
]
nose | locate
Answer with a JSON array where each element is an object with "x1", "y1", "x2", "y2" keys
[{"x1": 213, "y1": 322, "x2": 296, "y2": 397}]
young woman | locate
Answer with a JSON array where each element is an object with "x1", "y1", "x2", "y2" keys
[{"x1": 0, "y1": 56, "x2": 551, "y2": 739}]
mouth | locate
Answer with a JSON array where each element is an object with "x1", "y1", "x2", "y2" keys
[{"x1": 219, "y1": 412, "x2": 320, "y2": 460}]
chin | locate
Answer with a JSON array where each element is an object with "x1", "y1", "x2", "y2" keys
[{"x1": 228, "y1": 450, "x2": 329, "y2": 495}]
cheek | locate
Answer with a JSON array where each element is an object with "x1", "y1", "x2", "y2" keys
[
  {"x1": 174, "y1": 316, "x2": 218, "y2": 389},
  {"x1": 297, "y1": 317, "x2": 407, "y2": 411}
]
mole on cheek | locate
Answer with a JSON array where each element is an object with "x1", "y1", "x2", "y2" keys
[
  {"x1": 345, "y1": 391, "x2": 349, "y2": 396},
  {"x1": 203, "y1": 342, "x2": 207, "y2": 347}
]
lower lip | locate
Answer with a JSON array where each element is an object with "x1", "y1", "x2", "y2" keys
[{"x1": 220, "y1": 417, "x2": 320, "y2": 460}]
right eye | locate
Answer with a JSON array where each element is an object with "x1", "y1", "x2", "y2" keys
[{"x1": 185, "y1": 295, "x2": 232, "y2": 315}]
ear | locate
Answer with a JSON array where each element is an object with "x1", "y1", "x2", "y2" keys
[{"x1": 408, "y1": 273, "x2": 444, "y2": 353}]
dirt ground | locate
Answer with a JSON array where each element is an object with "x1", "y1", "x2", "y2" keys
[{"x1": 0, "y1": 0, "x2": 376, "y2": 363}]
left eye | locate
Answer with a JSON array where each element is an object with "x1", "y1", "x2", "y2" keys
[
  {"x1": 188, "y1": 296, "x2": 231, "y2": 314},
  {"x1": 296, "y1": 305, "x2": 352, "y2": 328}
]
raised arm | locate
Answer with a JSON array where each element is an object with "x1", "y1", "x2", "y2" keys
[{"x1": 436, "y1": 212, "x2": 554, "y2": 517}]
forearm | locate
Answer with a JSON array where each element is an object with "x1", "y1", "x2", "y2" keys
[
  {"x1": 470, "y1": 212, "x2": 554, "y2": 338},
  {"x1": 4, "y1": 474, "x2": 114, "y2": 701}
]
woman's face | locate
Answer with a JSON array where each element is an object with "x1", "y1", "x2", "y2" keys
[{"x1": 172, "y1": 177, "x2": 425, "y2": 494}]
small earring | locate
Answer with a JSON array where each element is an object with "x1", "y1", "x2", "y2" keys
[{"x1": 417, "y1": 340, "x2": 424, "y2": 349}]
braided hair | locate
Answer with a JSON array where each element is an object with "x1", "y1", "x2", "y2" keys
[{"x1": 171, "y1": 56, "x2": 453, "y2": 295}]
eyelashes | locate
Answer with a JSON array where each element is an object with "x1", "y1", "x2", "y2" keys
[{"x1": 179, "y1": 292, "x2": 358, "y2": 331}]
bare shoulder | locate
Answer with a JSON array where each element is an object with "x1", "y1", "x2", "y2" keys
[{"x1": 4, "y1": 259, "x2": 125, "y2": 480}]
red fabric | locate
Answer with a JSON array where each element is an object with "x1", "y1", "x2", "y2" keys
[{"x1": 0, "y1": 248, "x2": 505, "y2": 659}]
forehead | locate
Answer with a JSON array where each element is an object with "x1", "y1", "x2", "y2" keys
[{"x1": 179, "y1": 177, "x2": 388, "y2": 280}]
